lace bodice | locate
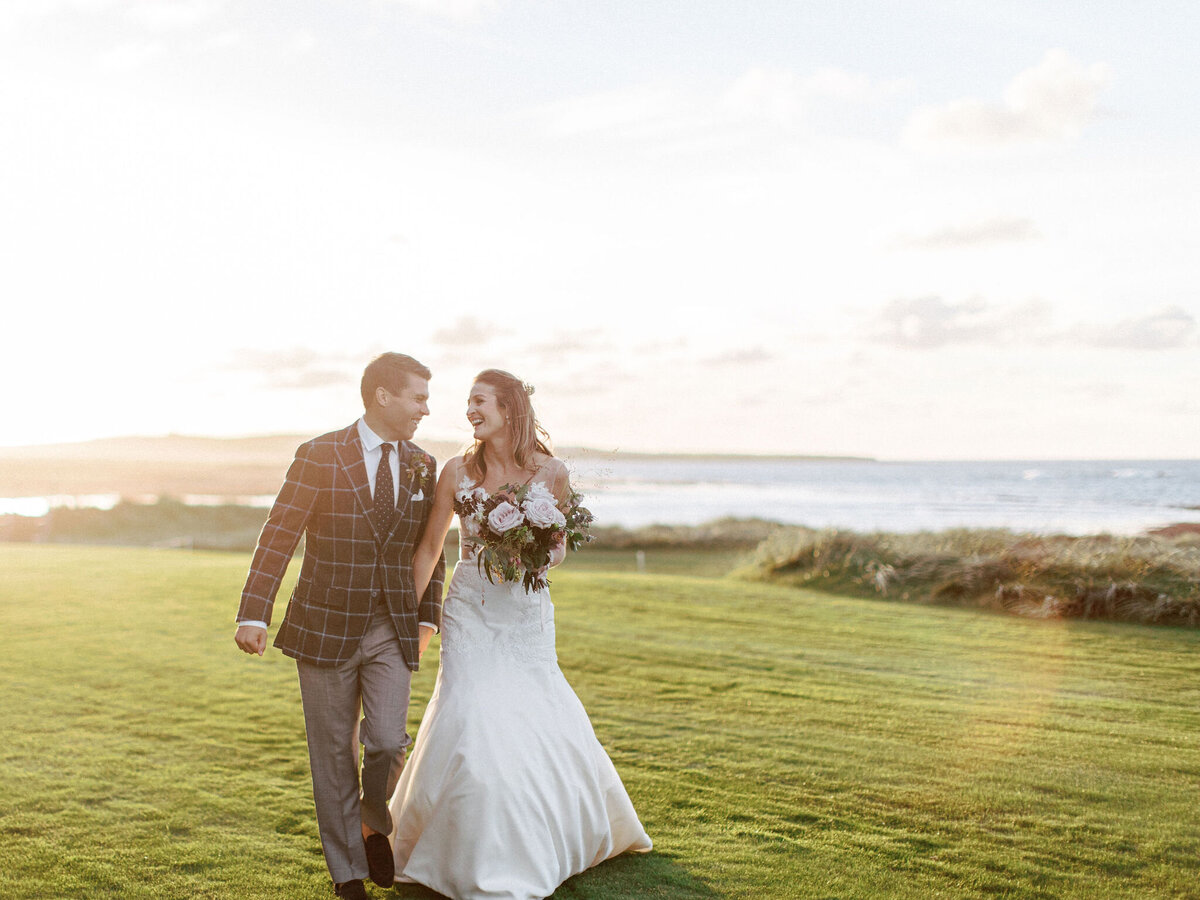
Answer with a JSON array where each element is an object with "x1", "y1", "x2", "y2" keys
[
  {"x1": 444, "y1": 471, "x2": 572, "y2": 668},
  {"x1": 439, "y1": 561, "x2": 557, "y2": 666}
]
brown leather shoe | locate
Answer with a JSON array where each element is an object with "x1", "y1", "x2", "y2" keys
[
  {"x1": 363, "y1": 832, "x2": 395, "y2": 887},
  {"x1": 333, "y1": 879, "x2": 367, "y2": 900}
]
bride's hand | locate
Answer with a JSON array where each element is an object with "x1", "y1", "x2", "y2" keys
[
  {"x1": 534, "y1": 544, "x2": 563, "y2": 580},
  {"x1": 418, "y1": 624, "x2": 436, "y2": 659}
]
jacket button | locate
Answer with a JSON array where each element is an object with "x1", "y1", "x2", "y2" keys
[{"x1": 371, "y1": 590, "x2": 379, "y2": 598}]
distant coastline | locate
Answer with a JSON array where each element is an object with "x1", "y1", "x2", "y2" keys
[
  {"x1": 0, "y1": 433, "x2": 876, "y2": 500},
  {"x1": 0, "y1": 433, "x2": 874, "y2": 463}
]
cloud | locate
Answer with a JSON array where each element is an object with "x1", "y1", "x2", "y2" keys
[
  {"x1": 536, "y1": 65, "x2": 907, "y2": 141},
  {"x1": 97, "y1": 39, "x2": 167, "y2": 70},
  {"x1": 536, "y1": 84, "x2": 685, "y2": 139},
  {"x1": 2, "y1": 0, "x2": 224, "y2": 30},
  {"x1": 703, "y1": 346, "x2": 775, "y2": 366},
  {"x1": 199, "y1": 29, "x2": 243, "y2": 52},
  {"x1": 288, "y1": 29, "x2": 317, "y2": 54},
  {"x1": 125, "y1": 0, "x2": 225, "y2": 32},
  {"x1": 0, "y1": 0, "x2": 119, "y2": 26},
  {"x1": 799, "y1": 67, "x2": 912, "y2": 104},
  {"x1": 718, "y1": 68, "x2": 804, "y2": 127},
  {"x1": 904, "y1": 50, "x2": 1108, "y2": 151},
  {"x1": 546, "y1": 368, "x2": 636, "y2": 398},
  {"x1": 229, "y1": 348, "x2": 325, "y2": 370},
  {"x1": 383, "y1": 0, "x2": 498, "y2": 24},
  {"x1": 894, "y1": 217, "x2": 1040, "y2": 250},
  {"x1": 1065, "y1": 381, "x2": 1124, "y2": 401},
  {"x1": 4, "y1": 0, "x2": 228, "y2": 66},
  {"x1": 871, "y1": 296, "x2": 1050, "y2": 348},
  {"x1": 719, "y1": 66, "x2": 910, "y2": 126},
  {"x1": 224, "y1": 348, "x2": 357, "y2": 390},
  {"x1": 262, "y1": 368, "x2": 353, "y2": 390},
  {"x1": 432, "y1": 316, "x2": 503, "y2": 347},
  {"x1": 870, "y1": 298, "x2": 1198, "y2": 352},
  {"x1": 634, "y1": 337, "x2": 689, "y2": 355},
  {"x1": 523, "y1": 333, "x2": 612, "y2": 364},
  {"x1": 1067, "y1": 306, "x2": 1198, "y2": 350}
]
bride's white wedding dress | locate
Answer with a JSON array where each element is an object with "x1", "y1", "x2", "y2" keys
[{"x1": 387, "y1": 487, "x2": 652, "y2": 900}]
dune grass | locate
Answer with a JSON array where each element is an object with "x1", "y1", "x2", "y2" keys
[
  {"x1": 1, "y1": 544, "x2": 1199, "y2": 899},
  {"x1": 738, "y1": 527, "x2": 1200, "y2": 628}
]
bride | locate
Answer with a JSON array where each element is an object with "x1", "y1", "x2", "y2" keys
[{"x1": 387, "y1": 368, "x2": 652, "y2": 899}]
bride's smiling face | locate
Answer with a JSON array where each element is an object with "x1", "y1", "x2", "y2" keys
[{"x1": 466, "y1": 382, "x2": 506, "y2": 441}]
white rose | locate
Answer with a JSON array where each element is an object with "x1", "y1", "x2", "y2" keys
[
  {"x1": 523, "y1": 497, "x2": 566, "y2": 529},
  {"x1": 527, "y1": 481, "x2": 555, "y2": 502},
  {"x1": 487, "y1": 501, "x2": 525, "y2": 534}
]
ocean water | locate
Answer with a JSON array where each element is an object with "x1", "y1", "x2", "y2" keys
[
  {"x1": 566, "y1": 457, "x2": 1200, "y2": 535},
  {"x1": 4, "y1": 459, "x2": 1199, "y2": 536}
]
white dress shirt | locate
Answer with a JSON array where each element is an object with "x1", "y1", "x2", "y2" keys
[
  {"x1": 237, "y1": 417, "x2": 438, "y2": 634},
  {"x1": 356, "y1": 416, "x2": 402, "y2": 506}
]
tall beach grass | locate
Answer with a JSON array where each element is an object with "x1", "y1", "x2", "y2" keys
[{"x1": 737, "y1": 526, "x2": 1200, "y2": 627}]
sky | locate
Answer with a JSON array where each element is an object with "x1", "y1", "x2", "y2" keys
[{"x1": 2, "y1": 0, "x2": 1198, "y2": 459}]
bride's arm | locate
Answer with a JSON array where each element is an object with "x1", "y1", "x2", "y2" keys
[
  {"x1": 547, "y1": 458, "x2": 572, "y2": 568},
  {"x1": 413, "y1": 457, "x2": 460, "y2": 635}
]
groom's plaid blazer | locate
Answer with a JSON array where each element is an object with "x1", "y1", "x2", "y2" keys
[{"x1": 237, "y1": 423, "x2": 445, "y2": 669}]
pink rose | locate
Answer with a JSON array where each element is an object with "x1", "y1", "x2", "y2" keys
[
  {"x1": 523, "y1": 497, "x2": 566, "y2": 529},
  {"x1": 487, "y1": 501, "x2": 525, "y2": 534}
]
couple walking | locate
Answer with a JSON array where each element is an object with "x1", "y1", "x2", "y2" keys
[{"x1": 234, "y1": 353, "x2": 651, "y2": 900}]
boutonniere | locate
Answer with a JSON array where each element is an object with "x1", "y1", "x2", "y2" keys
[{"x1": 405, "y1": 454, "x2": 432, "y2": 490}]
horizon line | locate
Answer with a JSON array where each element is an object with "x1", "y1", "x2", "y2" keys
[{"x1": 1, "y1": 431, "x2": 1198, "y2": 465}]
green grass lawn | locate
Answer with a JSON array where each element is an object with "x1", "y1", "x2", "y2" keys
[{"x1": 1, "y1": 545, "x2": 1199, "y2": 899}]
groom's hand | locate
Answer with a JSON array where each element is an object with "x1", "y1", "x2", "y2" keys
[{"x1": 235, "y1": 624, "x2": 268, "y2": 657}]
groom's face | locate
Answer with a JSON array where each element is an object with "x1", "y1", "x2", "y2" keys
[{"x1": 378, "y1": 374, "x2": 430, "y2": 441}]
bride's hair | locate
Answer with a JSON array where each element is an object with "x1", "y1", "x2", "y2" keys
[{"x1": 464, "y1": 368, "x2": 553, "y2": 481}]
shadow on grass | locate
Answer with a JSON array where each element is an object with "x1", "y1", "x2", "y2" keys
[{"x1": 390, "y1": 850, "x2": 721, "y2": 899}]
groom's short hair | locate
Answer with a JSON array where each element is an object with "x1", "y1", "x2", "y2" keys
[{"x1": 361, "y1": 353, "x2": 432, "y2": 407}]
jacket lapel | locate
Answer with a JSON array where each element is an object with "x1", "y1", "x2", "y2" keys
[{"x1": 334, "y1": 424, "x2": 384, "y2": 544}]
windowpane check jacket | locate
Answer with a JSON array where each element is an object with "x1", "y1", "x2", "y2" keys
[{"x1": 237, "y1": 423, "x2": 445, "y2": 669}]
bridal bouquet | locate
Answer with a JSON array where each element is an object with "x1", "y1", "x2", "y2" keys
[{"x1": 454, "y1": 478, "x2": 594, "y2": 593}]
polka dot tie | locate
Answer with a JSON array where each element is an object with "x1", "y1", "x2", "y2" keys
[{"x1": 374, "y1": 442, "x2": 396, "y2": 532}]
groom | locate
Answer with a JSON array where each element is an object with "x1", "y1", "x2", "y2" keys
[{"x1": 234, "y1": 352, "x2": 445, "y2": 900}]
